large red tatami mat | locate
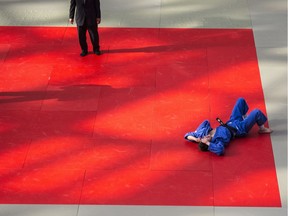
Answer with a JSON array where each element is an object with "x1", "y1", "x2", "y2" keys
[{"x1": 0, "y1": 27, "x2": 281, "y2": 207}]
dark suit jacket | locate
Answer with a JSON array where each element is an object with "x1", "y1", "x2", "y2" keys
[{"x1": 69, "y1": 0, "x2": 101, "y2": 26}]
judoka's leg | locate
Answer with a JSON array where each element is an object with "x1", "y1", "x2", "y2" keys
[
  {"x1": 242, "y1": 109, "x2": 272, "y2": 133},
  {"x1": 229, "y1": 97, "x2": 249, "y2": 121}
]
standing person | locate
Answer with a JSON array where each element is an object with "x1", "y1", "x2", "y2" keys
[
  {"x1": 69, "y1": 0, "x2": 101, "y2": 57},
  {"x1": 184, "y1": 98, "x2": 273, "y2": 155}
]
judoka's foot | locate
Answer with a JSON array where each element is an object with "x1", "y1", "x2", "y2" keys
[{"x1": 258, "y1": 127, "x2": 273, "y2": 134}]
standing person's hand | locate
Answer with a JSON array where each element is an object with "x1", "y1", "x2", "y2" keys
[
  {"x1": 96, "y1": 18, "x2": 101, "y2": 24},
  {"x1": 69, "y1": 19, "x2": 74, "y2": 24}
]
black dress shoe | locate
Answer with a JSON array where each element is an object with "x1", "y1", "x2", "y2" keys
[
  {"x1": 80, "y1": 50, "x2": 88, "y2": 57},
  {"x1": 94, "y1": 50, "x2": 101, "y2": 55}
]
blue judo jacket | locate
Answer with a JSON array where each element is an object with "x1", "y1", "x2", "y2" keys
[{"x1": 184, "y1": 120, "x2": 232, "y2": 155}]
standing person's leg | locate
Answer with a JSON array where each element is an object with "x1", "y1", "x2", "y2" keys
[
  {"x1": 77, "y1": 23, "x2": 88, "y2": 56},
  {"x1": 242, "y1": 109, "x2": 272, "y2": 133},
  {"x1": 87, "y1": 25, "x2": 100, "y2": 54},
  {"x1": 229, "y1": 97, "x2": 249, "y2": 121}
]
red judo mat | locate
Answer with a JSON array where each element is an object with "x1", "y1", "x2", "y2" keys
[{"x1": 0, "y1": 27, "x2": 281, "y2": 207}]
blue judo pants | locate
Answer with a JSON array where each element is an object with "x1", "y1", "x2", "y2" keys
[{"x1": 228, "y1": 98, "x2": 268, "y2": 134}]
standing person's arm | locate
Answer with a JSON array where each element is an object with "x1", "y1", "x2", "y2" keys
[
  {"x1": 96, "y1": 0, "x2": 101, "y2": 24},
  {"x1": 69, "y1": 0, "x2": 76, "y2": 24}
]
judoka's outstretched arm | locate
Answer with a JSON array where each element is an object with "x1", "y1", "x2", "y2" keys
[{"x1": 186, "y1": 135, "x2": 201, "y2": 142}]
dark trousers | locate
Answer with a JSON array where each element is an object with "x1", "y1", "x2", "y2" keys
[{"x1": 77, "y1": 20, "x2": 100, "y2": 52}]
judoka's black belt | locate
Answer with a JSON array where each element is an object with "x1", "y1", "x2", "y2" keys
[{"x1": 216, "y1": 117, "x2": 237, "y2": 139}]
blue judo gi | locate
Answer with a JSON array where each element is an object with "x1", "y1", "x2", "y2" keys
[{"x1": 184, "y1": 98, "x2": 268, "y2": 155}]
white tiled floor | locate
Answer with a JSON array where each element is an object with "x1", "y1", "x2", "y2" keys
[{"x1": 0, "y1": 0, "x2": 287, "y2": 215}]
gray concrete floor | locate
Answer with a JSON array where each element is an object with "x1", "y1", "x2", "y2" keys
[{"x1": 0, "y1": 0, "x2": 287, "y2": 215}]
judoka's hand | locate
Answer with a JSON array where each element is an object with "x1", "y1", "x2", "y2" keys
[{"x1": 200, "y1": 137, "x2": 210, "y2": 146}]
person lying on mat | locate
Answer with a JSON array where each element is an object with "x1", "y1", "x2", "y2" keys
[{"x1": 184, "y1": 97, "x2": 272, "y2": 156}]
